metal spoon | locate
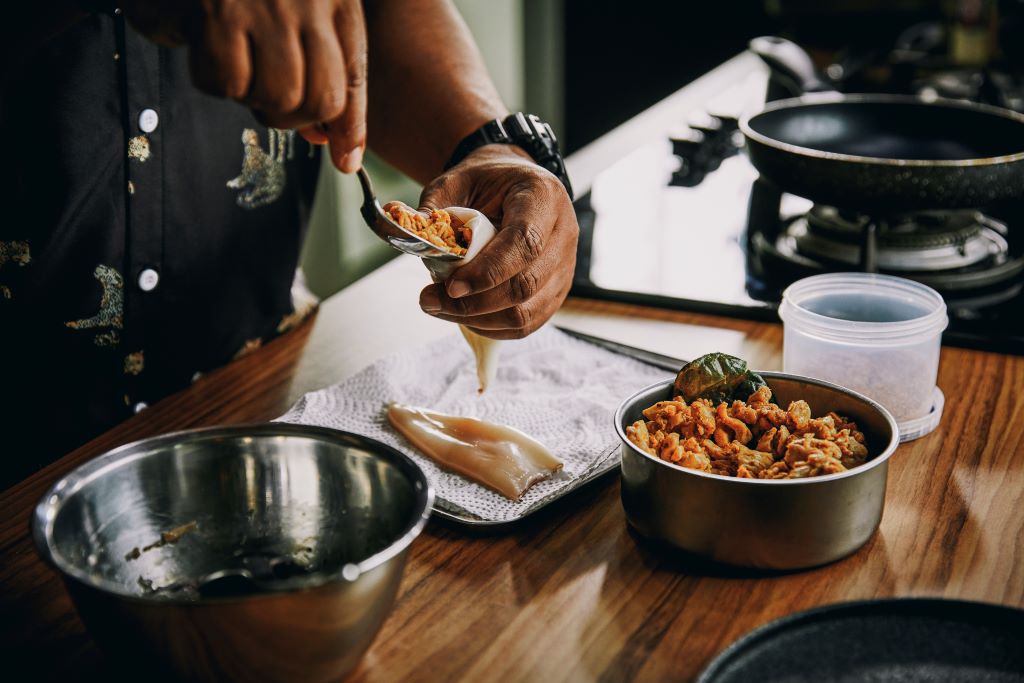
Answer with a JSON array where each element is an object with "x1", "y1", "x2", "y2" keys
[{"x1": 355, "y1": 167, "x2": 463, "y2": 262}]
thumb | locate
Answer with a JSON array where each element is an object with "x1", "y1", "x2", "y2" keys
[{"x1": 418, "y1": 172, "x2": 470, "y2": 213}]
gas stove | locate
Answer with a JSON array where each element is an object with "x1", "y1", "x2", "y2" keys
[
  {"x1": 569, "y1": 53, "x2": 1024, "y2": 354},
  {"x1": 745, "y1": 178, "x2": 1024, "y2": 309}
]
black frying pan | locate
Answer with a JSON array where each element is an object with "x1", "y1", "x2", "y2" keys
[
  {"x1": 697, "y1": 598, "x2": 1024, "y2": 683},
  {"x1": 740, "y1": 37, "x2": 1024, "y2": 212}
]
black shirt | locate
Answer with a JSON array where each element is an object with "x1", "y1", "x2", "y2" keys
[{"x1": 0, "y1": 12, "x2": 321, "y2": 486}]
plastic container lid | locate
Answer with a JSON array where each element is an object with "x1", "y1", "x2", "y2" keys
[
  {"x1": 898, "y1": 386, "x2": 944, "y2": 442},
  {"x1": 779, "y1": 273, "x2": 949, "y2": 344}
]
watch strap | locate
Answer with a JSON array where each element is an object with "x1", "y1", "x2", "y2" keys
[
  {"x1": 445, "y1": 113, "x2": 574, "y2": 200},
  {"x1": 446, "y1": 119, "x2": 510, "y2": 168}
]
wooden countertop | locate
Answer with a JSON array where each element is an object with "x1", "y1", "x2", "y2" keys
[{"x1": 2, "y1": 255, "x2": 1022, "y2": 682}]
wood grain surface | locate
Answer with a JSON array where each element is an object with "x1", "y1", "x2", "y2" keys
[{"x1": 2, "y1": 256, "x2": 1022, "y2": 682}]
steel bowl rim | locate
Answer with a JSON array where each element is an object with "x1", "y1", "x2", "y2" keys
[
  {"x1": 739, "y1": 92, "x2": 1024, "y2": 167},
  {"x1": 32, "y1": 423, "x2": 435, "y2": 603},
  {"x1": 614, "y1": 371, "x2": 900, "y2": 486}
]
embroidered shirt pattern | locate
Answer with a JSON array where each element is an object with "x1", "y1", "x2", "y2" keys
[
  {"x1": 124, "y1": 350, "x2": 144, "y2": 375},
  {"x1": 66, "y1": 264, "x2": 124, "y2": 346},
  {"x1": 0, "y1": 240, "x2": 30, "y2": 299},
  {"x1": 128, "y1": 135, "x2": 151, "y2": 162},
  {"x1": 226, "y1": 128, "x2": 295, "y2": 209}
]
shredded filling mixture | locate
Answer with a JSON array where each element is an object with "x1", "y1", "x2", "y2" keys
[
  {"x1": 384, "y1": 202, "x2": 472, "y2": 256},
  {"x1": 626, "y1": 386, "x2": 869, "y2": 479}
]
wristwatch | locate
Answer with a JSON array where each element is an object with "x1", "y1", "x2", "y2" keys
[{"x1": 445, "y1": 113, "x2": 574, "y2": 200}]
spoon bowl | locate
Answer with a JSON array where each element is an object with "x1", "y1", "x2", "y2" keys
[{"x1": 356, "y1": 168, "x2": 463, "y2": 261}]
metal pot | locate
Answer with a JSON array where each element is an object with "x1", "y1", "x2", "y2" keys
[
  {"x1": 615, "y1": 373, "x2": 899, "y2": 570},
  {"x1": 32, "y1": 424, "x2": 433, "y2": 683}
]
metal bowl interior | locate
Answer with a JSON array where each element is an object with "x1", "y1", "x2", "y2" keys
[
  {"x1": 33, "y1": 424, "x2": 433, "y2": 602},
  {"x1": 615, "y1": 372, "x2": 900, "y2": 569}
]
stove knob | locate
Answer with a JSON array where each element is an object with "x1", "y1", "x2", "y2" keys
[
  {"x1": 669, "y1": 130, "x2": 710, "y2": 186},
  {"x1": 670, "y1": 130, "x2": 707, "y2": 160}
]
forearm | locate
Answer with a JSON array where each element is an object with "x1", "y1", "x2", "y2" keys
[{"x1": 364, "y1": 0, "x2": 508, "y2": 184}]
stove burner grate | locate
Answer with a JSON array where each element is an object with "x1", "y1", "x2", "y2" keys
[
  {"x1": 788, "y1": 206, "x2": 1010, "y2": 273},
  {"x1": 745, "y1": 179, "x2": 1024, "y2": 303}
]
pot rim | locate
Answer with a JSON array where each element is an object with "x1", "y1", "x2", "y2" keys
[
  {"x1": 32, "y1": 423, "x2": 435, "y2": 604},
  {"x1": 614, "y1": 371, "x2": 900, "y2": 486}
]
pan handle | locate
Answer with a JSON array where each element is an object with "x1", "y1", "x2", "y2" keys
[{"x1": 749, "y1": 36, "x2": 834, "y2": 97}]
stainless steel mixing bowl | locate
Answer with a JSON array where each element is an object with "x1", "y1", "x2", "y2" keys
[
  {"x1": 615, "y1": 372, "x2": 899, "y2": 570},
  {"x1": 33, "y1": 424, "x2": 433, "y2": 682}
]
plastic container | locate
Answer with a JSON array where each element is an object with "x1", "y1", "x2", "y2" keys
[{"x1": 778, "y1": 273, "x2": 948, "y2": 441}]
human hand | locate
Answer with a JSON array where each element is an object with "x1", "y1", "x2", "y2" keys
[
  {"x1": 416, "y1": 145, "x2": 579, "y2": 340},
  {"x1": 121, "y1": 0, "x2": 368, "y2": 172}
]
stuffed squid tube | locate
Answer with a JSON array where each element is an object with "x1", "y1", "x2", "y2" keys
[
  {"x1": 386, "y1": 402, "x2": 563, "y2": 500},
  {"x1": 384, "y1": 202, "x2": 501, "y2": 392}
]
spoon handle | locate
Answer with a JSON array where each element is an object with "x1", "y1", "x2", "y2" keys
[{"x1": 355, "y1": 167, "x2": 380, "y2": 225}]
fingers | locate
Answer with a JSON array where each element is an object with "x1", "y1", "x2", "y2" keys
[
  {"x1": 443, "y1": 181, "x2": 559, "y2": 299},
  {"x1": 189, "y1": 20, "x2": 252, "y2": 100},
  {"x1": 247, "y1": 23, "x2": 305, "y2": 126},
  {"x1": 420, "y1": 246, "x2": 560, "y2": 317},
  {"x1": 418, "y1": 172, "x2": 474, "y2": 215},
  {"x1": 185, "y1": 2, "x2": 367, "y2": 152},
  {"x1": 303, "y1": 26, "x2": 349, "y2": 122},
  {"x1": 418, "y1": 216, "x2": 577, "y2": 339},
  {"x1": 325, "y1": 1, "x2": 369, "y2": 173},
  {"x1": 297, "y1": 124, "x2": 329, "y2": 146},
  {"x1": 252, "y1": 24, "x2": 348, "y2": 131},
  {"x1": 421, "y1": 269, "x2": 572, "y2": 340}
]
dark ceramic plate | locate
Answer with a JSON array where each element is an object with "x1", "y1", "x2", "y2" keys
[{"x1": 698, "y1": 598, "x2": 1024, "y2": 683}]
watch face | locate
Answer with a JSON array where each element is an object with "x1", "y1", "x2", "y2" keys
[
  {"x1": 505, "y1": 114, "x2": 573, "y2": 200},
  {"x1": 507, "y1": 115, "x2": 551, "y2": 159},
  {"x1": 485, "y1": 119, "x2": 509, "y2": 145},
  {"x1": 528, "y1": 114, "x2": 559, "y2": 147}
]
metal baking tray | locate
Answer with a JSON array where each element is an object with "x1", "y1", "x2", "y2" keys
[{"x1": 430, "y1": 327, "x2": 684, "y2": 528}]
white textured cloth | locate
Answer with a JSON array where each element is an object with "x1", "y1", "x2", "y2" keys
[{"x1": 277, "y1": 326, "x2": 671, "y2": 522}]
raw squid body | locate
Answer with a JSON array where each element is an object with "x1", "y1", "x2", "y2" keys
[
  {"x1": 422, "y1": 207, "x2": 500, "y2": 392},
  {"x1": 386, "y1": 403, "x2": 563, "y2": 500}
]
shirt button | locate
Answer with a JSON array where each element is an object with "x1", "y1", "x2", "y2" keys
[
  {"x1": 138, "y1": 268, "x2": 160, "y2": 292},
  {"x1": 134, "y1": 401, "x2": 148, "y2": 414},
  {"x1": 138, "y1": 108, "x2": 159, "y2": 133}
]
